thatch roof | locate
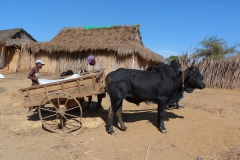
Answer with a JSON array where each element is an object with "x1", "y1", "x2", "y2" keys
[
  {"x1": 0, "y1": 28, "x2": 36, "y2": 48},
  {"x1": 28, "y1": 25, "x2": 164, "y2": 62}
]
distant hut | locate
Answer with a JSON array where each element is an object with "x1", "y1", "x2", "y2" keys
[
  {"x1": 0, "y1": 28, "x2": 36, "y2": 72},
  {"x1": 28, "y1": 25, "x2": 164, "y2": 74}
]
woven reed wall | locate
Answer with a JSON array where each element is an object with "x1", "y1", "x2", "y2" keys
[
  {"x1": 198, "y1": 57, "x2": 240, "y2": 89},
  {"x1": 2, "y1": 47, "x2": 20, "y2": 72},
  {"x1": 27, "y1": 50, "x2": 157, "y2": 75}
]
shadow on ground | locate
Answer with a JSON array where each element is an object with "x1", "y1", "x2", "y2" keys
[
  {"x1": 110, "y1": 108, "x2": 184, "y2": 131},
  {"x1": 27, "y1": 100, "x2": 184, "y2": 134}
]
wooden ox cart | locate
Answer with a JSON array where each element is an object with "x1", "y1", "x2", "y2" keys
[{"x1": 19, "y1": 70, "x2": 106, "y2": 133}]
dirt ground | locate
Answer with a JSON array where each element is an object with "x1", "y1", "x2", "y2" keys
[{"x1": 0, "y1": 71, "x2": 239, "y2": 160}]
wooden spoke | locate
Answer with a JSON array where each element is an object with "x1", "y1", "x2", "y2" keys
[
  {"x1": 40, "y1": 107, "x2": 56, "y2": 113},
  {"x1": 48, "y1": 99, "x2": 58, "y2": 110},
  {"x1": 65, "y1": 113, "x2": 80, "y2": 119},
  {"x1": 66, "y1": 106, "x2": 79, "y2": 112},
  {"x1": 42, "y1": 114, "x2": 56, "y2": 120},
  {"x1": 64, "y1": 98, "x2": 69, "y2": 107},
  {"x1": 63, "y1": 116, "x2": 75, "y2": 127}
]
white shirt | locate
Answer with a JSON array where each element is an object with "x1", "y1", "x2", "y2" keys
[{"x1": 87, "y1": 62, "x2": 102, "y2": 71}]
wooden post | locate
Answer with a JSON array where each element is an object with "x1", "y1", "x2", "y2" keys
[
  {"x1": 131, "y1": 54, "x2": 136, "y2": 69},
  {"x1": 92, "y1": 76, "x2": 99, "y2": 93},
  {"x1": 44, "y1": 86, "x2": 49, "y2": 96},
  {"x1": 26, "y1": 89, "x2": 32, "y2": 104},
  {"x1": 61, "y1": 82, "x2": 65, "y2": 92},
  {"x1": 0, "y1": 45, "x2": 5, "y2": 68},
  {"x1": 76, "y1": 79, "x2": 82, "y2": 93}
]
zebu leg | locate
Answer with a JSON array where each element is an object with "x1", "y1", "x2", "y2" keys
[
  {"x1": 175, "y1": 101, "x2": 180, "y2": 109},
  {"x1": 158, "y1": 101, "x2": 167, "y2": 134},
  {"x1": 106, "y1": 93, "x2": 114, "y2": 134},
  {"x1": 107, "y1": 97, "x2": 122, "y2": 134},
  {"x1": 116, "y1": 101, "x2": 127, "y2": 131},
  {"x1": 157, "y1": 106, "x2": 160, "y2": 126},
  {"x1": 107, "y1": 105, "x2": 115, "y2": 134}
]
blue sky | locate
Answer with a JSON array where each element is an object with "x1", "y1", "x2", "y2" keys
[{"x1": 1, "y1": 0, "x2": 240, "y2": 58}]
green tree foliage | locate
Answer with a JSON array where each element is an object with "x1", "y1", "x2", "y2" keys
[
  {"x1": 194, "y1": 36, "x2": 239, "y2": 60},
  {"x1": 165, "y1": 55, "x2": 179, "y2": 63}
]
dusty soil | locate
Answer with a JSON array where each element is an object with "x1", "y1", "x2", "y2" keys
[{"x1": 0, "y1": 71, "x2": 239, "y2": 160}]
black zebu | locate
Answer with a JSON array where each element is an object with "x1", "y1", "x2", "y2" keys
[
  {"x1": 146, "y1": 60, "x2": 182, "y2": 109},
  {"x1": 105, "y1": 60, "x2": 205, "y2": 134}
]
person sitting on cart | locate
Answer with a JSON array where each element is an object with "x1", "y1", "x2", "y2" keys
[
  {"x1": 86, "y1": 55, "x2": 106, "y2": 110},
  {"x1": 27, "y1": 60, "x2": 45, "y2": 112}
]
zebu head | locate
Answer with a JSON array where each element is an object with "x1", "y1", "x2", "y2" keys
[
  {"x1": 179, "y1": 53, "x2": 205, "y2": 93},
  {"x1": 184, "y1": 63, "x2": 205, "y2": 93}
]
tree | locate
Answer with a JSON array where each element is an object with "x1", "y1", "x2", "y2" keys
[
  {"x1": 165, "y1": 55, "x2": 179, "y2": 63},
  {"x1": 194, "y1": 36, "x2": 239, "y2": 60}
]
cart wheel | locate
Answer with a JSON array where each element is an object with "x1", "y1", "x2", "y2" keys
[{"x1": 38, "y1": 92, "x2": 82, "y2": 133}]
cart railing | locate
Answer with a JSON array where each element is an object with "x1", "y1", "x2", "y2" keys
[{"x1": 19, "y1": 70, "x2": 106, "y2": 108}]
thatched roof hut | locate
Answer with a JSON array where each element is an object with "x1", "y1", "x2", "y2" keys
[
  {"x1": 0, "y1": 28, "x2": 36, "y2": 71},
  {"x1": 0, "y1": 28, "x2": 36, "y2": 47},
  {"x1": 28, "y1": 25, "x2": 164, "y2": 74}
]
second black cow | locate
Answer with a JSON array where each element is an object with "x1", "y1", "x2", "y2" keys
[
  {"x1": 105, "y1": 60, "x2": 205, "y2": 134},
  {"x1": 146, "y1": 60, "x2": 182, "y2": 109}
]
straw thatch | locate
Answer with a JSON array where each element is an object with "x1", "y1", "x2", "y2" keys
[
  {"x1": 26, "y1": 25, "x2": 164, "y2": 74},
  {"x1": 0, "y1": 28, "x2": 36, "y2": 72},
  {"x1": 28, "y1": 25, "x2": 164, "y2": 62},
  {"x1": 0, "y1": 28, "x2": 36, "y2": 47}
]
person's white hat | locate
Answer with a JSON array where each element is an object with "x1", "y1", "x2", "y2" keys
[{"x1": 36, "y1": 60, "x2": 45, "y2": 65}]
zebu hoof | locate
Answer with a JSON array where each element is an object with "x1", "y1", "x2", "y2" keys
[
  {"x1": 160, "y1": 129, "x2": 168, "y2": 134},
  {"x1": 117, "y1": 122, "x2": 127, "y2": 131},
  {"x1": 109, "y1": 131, "x2": 117, "y2": 136},
  {"x1": 108, "y1": 129, "x2": 115, "y2": 135},
  {"x1": 122, "y1": 126, "x2": 127, "y2": 131}
]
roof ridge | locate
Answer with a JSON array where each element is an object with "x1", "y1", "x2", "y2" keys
[{"x1": 61, "y1": 25, "x2": 140, "y2": 30}]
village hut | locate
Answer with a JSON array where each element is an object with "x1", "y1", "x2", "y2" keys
[
  {"x1": 27, "y1": 25, "x2": 164, "y2": 74},
  {"x1": 0, "y1": 28, "x2": 36, "y2": 72}
]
